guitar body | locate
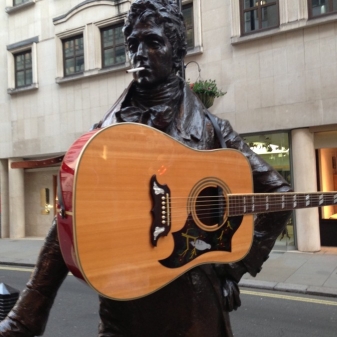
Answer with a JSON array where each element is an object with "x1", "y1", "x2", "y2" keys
[{"x1": 57, "y1": 123, "x2": 254, "y2": 300}]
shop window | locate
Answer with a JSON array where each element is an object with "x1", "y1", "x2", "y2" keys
[
  {"x1": 182, "y1": 3, "x2": 194, "y2": 49},
  {"x1": 62, "y1": 35, "x2": 84, "y2": 77},
  {"x1": 243, "y1": 132, "x2": 295, "y2": 249},
  {"x1": 317, "y1": 148, "x2": 337, "y2": 246},
  {"x1": 14, "y1": 50, "x2": 32, "y2": 88},
  {"x1": 101, "y1": 24, "x2": 126, "y2": 68},
  {"x1": 240, "y1": 0, "x2": 279, "y2": 35},
  {"x1": 308, "y1": 0, "x2": 337, "y2": 17}
]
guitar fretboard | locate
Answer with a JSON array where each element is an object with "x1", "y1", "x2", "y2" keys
[{"x1": 228, "y1": 192, "x2": 337, "y2": 216}]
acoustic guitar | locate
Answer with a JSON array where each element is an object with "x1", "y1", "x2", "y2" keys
[{"x1": 57, "y1": 123, "x2": 337, "y2": 300}]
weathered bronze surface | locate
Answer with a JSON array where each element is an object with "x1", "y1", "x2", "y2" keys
[{"x1": 0, "y1": 1, "x2": 291, "y2": 336}]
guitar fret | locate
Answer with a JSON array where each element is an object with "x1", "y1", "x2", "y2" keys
[
  {"x1": 306, "y1": 195, "x2": 310, "y2": 207},
  {"x1": 252, "y1": 196, "x2": 255, "y2": 213}
]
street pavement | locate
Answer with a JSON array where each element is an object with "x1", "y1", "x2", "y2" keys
[{"x1": 0, "y1": 238, "x2": 337, "y2": 297}]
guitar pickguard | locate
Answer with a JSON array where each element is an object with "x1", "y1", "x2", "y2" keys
[{"x1": 159, "y1": 213, "x2": 243, "y2": 268}]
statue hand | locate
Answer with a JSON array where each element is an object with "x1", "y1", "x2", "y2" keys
[{"x1": 221, "y1": 277, "x2": 241, "y2": 312}]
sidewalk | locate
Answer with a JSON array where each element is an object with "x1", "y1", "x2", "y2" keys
[{"x1": 1, "y1": 238, "x2": 337, "y2": 298}]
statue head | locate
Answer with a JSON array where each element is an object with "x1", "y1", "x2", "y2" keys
[{"x1": 124, "y1": 0, "x2": 187, "y2": 87}]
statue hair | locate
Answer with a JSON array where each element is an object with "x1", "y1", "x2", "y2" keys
[{"x1": 123, "y1": 0, "x2": 187, "y2": 72}]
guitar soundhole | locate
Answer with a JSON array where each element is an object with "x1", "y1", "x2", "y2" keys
[{"x1": 195, "y1": 186, "x2": 225, "y2": 227}]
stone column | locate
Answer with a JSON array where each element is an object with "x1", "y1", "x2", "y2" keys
[
  {"x1": 0, "y1": 159, "x2": 10, "y2": 238},
  {"x1": 8, "y1": 158, "x2": 25, "y2": 239},
  {"x1": 291, "y1": 129, "x2": 320, "y2": 252}
]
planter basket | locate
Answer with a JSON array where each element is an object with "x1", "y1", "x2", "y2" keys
[{"x1": 196, "y1": 93, "x2": 215, "y2": 109}]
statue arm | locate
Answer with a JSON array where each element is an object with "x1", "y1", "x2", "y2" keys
[
  {"x1": 212, "y1": 117, "x2": 292, "y2": 311},
  {"x1": 0, "y1": 218, "x2": 69, "y2": 337}
]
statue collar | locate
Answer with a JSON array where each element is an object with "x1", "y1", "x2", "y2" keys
[{"x1": 98, "y1": 78, "x2": 205, "y2": 142}]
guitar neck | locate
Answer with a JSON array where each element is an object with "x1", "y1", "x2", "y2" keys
[{"x1": 228, "y1": 192, "x2": 337, "y2": 216}]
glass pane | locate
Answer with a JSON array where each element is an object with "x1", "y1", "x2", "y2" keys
[
  {"x1": 15, "y1": 54, "x2": 24, "y2": 70},
  {"x1": 186, "y1": 29, "x2": 194, "y2": 49},
  {"x1": 244, "y1": 10, "x2": 259, "y2": 32},
  {"x1": 103, "y1": 29, "x2": 114, "y2": 48},
  {"x1": 333, "y1": 0, "x2": 337, "y2": 11},
  {"x1": 65, "y1": 58, "x2": 74, "y2": 76},
  {"x1": 75, "y1": 37, "x2": 83, "y2": 56},
  {"x1": 183, "y1": 4, "x2": 194, "y2": 48},
  {"x1": 64, "y1": 40, "x2": 74, "y2": 58},
  {"x1": 261, "y1": 5, "x2": 278, "y2": 29},
  {"x1": 244, "y1": 0, "x2": 256, "y2": 9},
  {"x1": 25, "y1": 69, "x2": 32, "y2": 85},
  {"x1": 115, "y1": 26, "x2": 124, "y2": 45},
  {"x1": 312, "y1": 0, "x2": 328, "y2": 16},
  {"x1": 103, "y1": 48, "x2": 114, "y2": 67},
  {"x1": 75, "y1": 56, "x2": 84, "y2": 73},
  {"x1": 25, "y1": 52, "x2": 32, "y2": 68},
  {"x1": 115, "y1": 45, "x2": 125, "y2": 64},
  {"x1": 16, "y1": 71, "x2": 25, "y2": 87},
  {"x1": 183, "y1": 6, "x2": 193, "y2": 27},
  {"x1": 14, "y1": 0, "x2": 29, "y2": 5}
]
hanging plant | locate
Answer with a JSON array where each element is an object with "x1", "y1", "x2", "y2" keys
[{"x1": 189, "y1": 79, "x2": 226, "y2": 108}]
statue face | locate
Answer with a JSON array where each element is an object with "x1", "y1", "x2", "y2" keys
[{"x1": 127, "y1": 18, "x2": 174, "y2": 87}]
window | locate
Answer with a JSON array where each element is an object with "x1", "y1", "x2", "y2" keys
[
  {"x1": 240, "y1": 0, "x2": 279, "y2": 35},
  {"x1": 101, "y1": 24, "x2": 126, "y2": 68},
  {"x1": 14, "y1": 51, "x2": 32, "y2": 88},
  {"x1": 13, "y1": 0, "x2": 29, "y2": 5},
  {"x1": 182, "y1": 3, "x2": 194, "y2": 49},
  {"x1": 309, "y1": 0, "x2": 337, "y2": 17},
  {"x1": 7, "y1": 36, "x2": 38, "y2": 94},
  {"x1": 62, "y1": 35, "x2": 84, "y2": 76}
]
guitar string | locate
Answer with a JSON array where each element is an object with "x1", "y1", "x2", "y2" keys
[{"x1": 100, "y1": 197, "x2": 337, "y2": 223}]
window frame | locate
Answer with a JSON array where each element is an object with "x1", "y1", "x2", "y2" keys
[
  {"x1": 5, "y1": 0, "x2": 35, "y2": 13},
  {"x1": 14, "y1": 50, "x2": 33, "y2": 88},
  {"x1": 240, "y1": 0, "x2": 280, "y2": 36},
  {"x1": 308, "y1": 0, "x2": 337, "y2": 18},
  {"x1": 62, "y1": 34, "x2": 85, "y2": 77},
  {"x1": 100, "y1": 23, "x2": 126, "y2": 69}
]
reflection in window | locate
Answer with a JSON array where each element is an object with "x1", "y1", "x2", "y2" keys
[
  {"x1": 182, "y1": 3, "x2": 194, "y2": 49},
  {"x1": 241, "y1": 0, "x2": 279, "y2": 34},
  {"x1": 13, "y1": 0, "x2": 30, "y2": 5},
  {"x1": 243, "y1": 132, "x2": 295, "y2": 249},
  {"x1": 310, "y1": 0, "x2": 337, "y2": 17},
  {"x1": 101, "y1": 24, "x2": 126, "y2": 68},
  {"x1": 14, "y1": 51, "x2": 32, "y2": 88},
  {"x1": 62, "y1": 35, "x2": 84, "y2": 76}
]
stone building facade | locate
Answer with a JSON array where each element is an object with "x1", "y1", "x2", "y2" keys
[{"x1": 0, "y1": 0, "x2": 337, "y2": 252}]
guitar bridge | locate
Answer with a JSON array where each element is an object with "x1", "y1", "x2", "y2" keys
[{"x1": 150, "y1": 175, "x2": 171, "y2": 247}]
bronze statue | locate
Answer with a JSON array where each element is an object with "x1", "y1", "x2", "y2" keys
[{"x1": 0, "y1": 1, "x2": 292, "y2": 336}]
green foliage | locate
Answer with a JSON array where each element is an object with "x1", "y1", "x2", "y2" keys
[{"x1": 190, "y1": 79, "x2": 226, "y2": 98}]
